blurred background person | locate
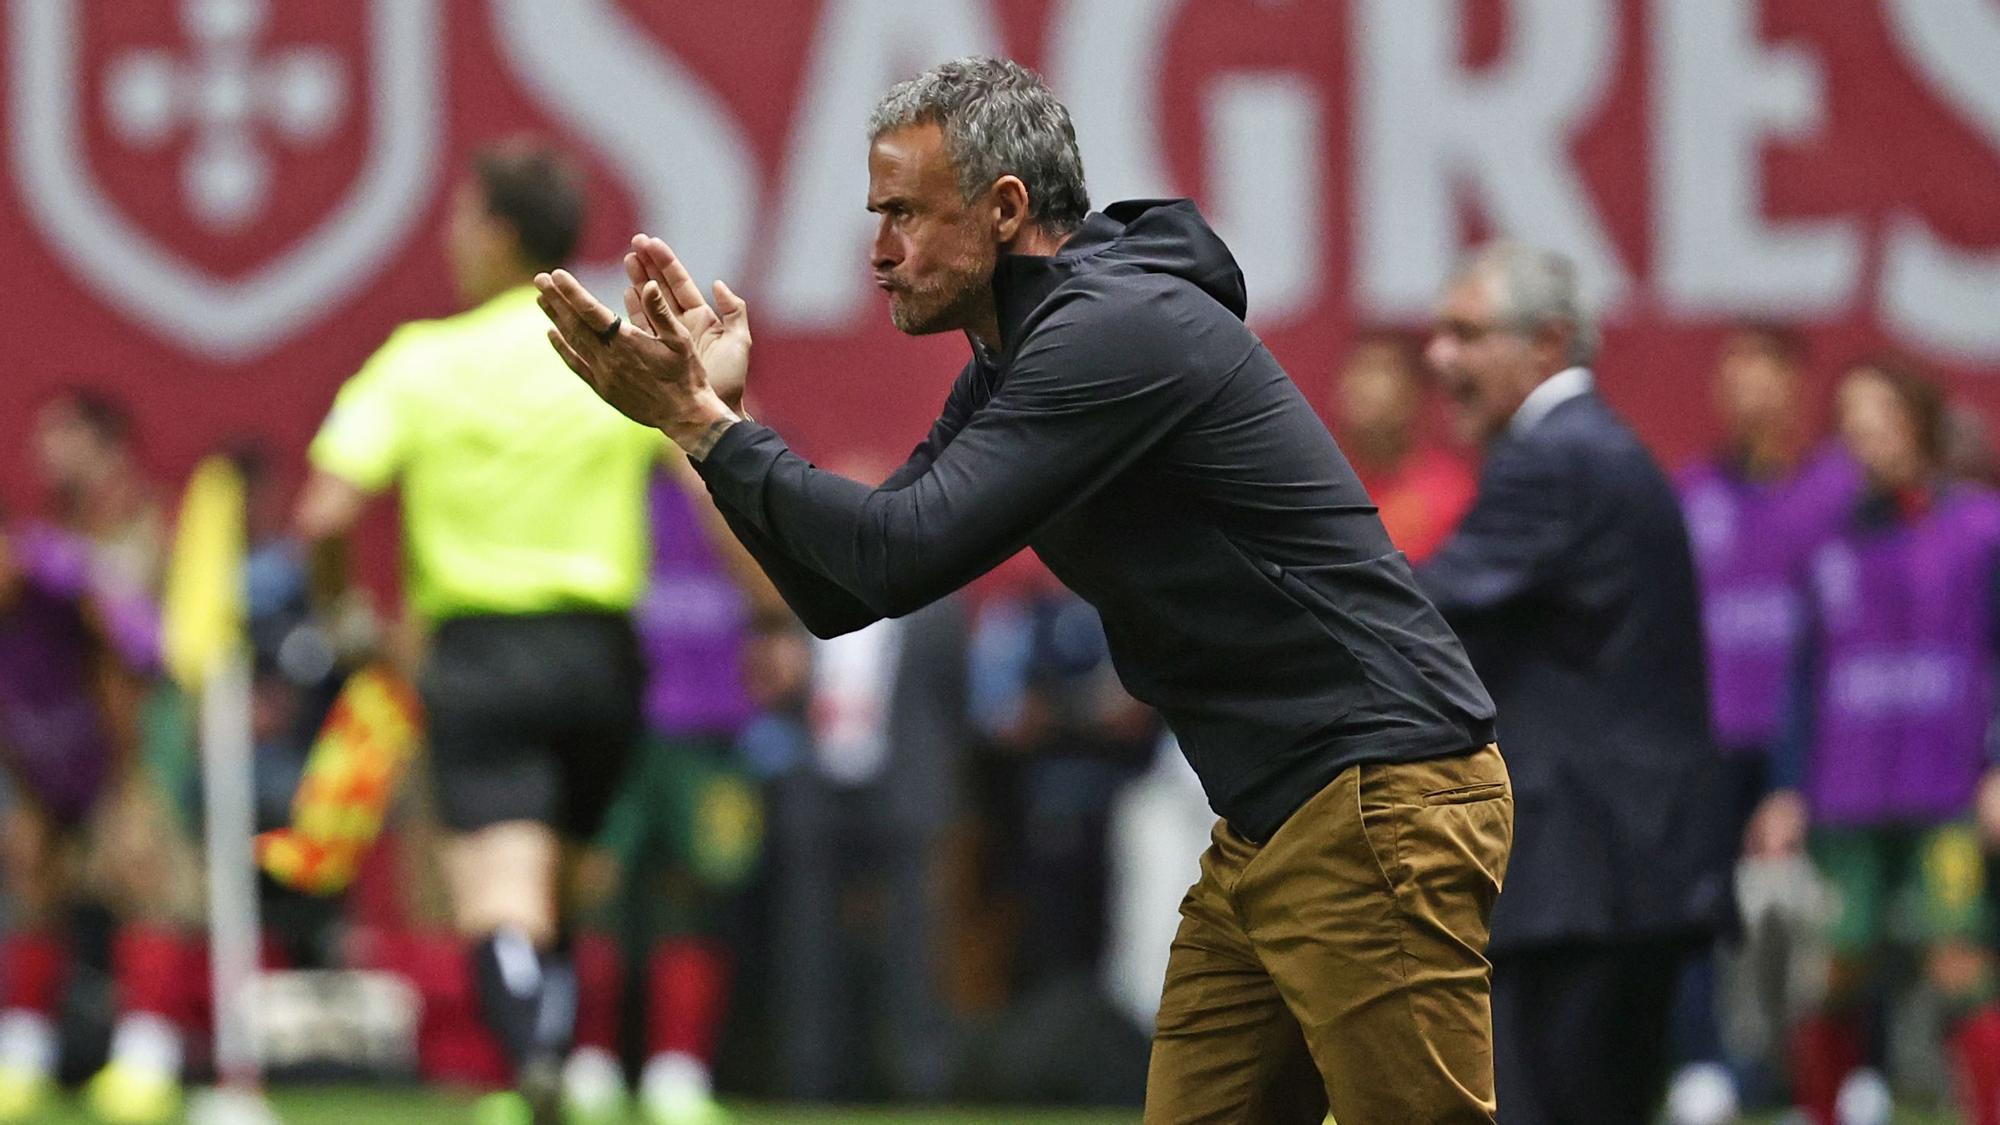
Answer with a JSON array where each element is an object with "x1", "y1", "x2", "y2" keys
[
  {"x1": 16, "y1": 390, "x2": 208, "y2": 1125},
  {"x1": 222, "y1": 442, "x2": 351, "y2": 968},
  {"x1": 0, "y1": 510, "x2": 169, "y2": 1123},
  {"x1": 31, "y1": 390, "x2": 167, "y2": 600},
  {"x1": 969, "y1": 580, "x2": 1158, "y2": 998},
  {"x1": 231, "y1": 442, "x2": 328, "y2": 830},
  {"x1": 295, "y1": 139, "x2": 665, "y2": 1125},
  {"x1": 1419, "y1": 241, "x2": 1732, "y2": 1125},
  {"x1": 562, "y1": 462, "x2": 789, "y2": 1125},
  {"x1": 1668, "y1": 325, "x2": 1860, "y2": 1123},
  {"x1": 1769, "y1": 358, "x2": 2000, "y2": 1125},
  {"x1": 1334, "y1": 332, "x2": 1476, "y2": 563},
  {"x1": 759, "y1": 505, "x2": 970, "y2": 1104},
  {"x1": 956, "y1": 571, "x2": 1159, "y2": 1105},
  {"x1": 1946, "y1": 402, "x2": 2000, "y2": 490}
]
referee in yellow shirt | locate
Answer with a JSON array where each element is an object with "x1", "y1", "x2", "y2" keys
[{"x1": 295, "y1": 141, "x2": 662, "y2": 1125}]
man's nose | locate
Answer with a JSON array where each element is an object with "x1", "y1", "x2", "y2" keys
[
  {"x1": 871, "y1": 220, "x2": 899, "y2": 272},
  {"x1": 1424, "y1": 334, "x2": 1454, "y2": 374}
]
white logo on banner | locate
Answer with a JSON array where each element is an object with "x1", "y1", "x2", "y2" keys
[
  {"x1": 105, "y1": 0, "x2": 347, "y2": 230},
  {"x1": 9, "y1": 0, "x2": 440, "y2": 360}
]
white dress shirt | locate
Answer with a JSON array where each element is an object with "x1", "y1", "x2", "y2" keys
[{"x1": 1508, "y1": 366, "x2": 1594, "y2": 437}]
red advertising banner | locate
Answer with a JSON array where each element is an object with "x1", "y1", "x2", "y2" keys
[{"x1": 5, "y1": 0, "x2": 1998, "y2": 523}]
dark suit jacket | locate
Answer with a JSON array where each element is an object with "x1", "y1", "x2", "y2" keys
[{"x1": 1419, "y1": 390, "x2": 1731, "y2": 954}]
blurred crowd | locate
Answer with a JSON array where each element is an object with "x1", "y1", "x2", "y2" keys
[
  {"x1": 0, "y1": 379, "x2": 1182, "y2": 1116},
  {"x1": 11, "y1": 175, "x2": 2000, "y2": 1120},
  {"x1": 5, "y1": 320, "x2": 2000, "y2": 1123}
]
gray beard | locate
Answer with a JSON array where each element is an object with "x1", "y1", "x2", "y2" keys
[{"x1": 888, "y1": 263, "x2": 990, "y2": 336}]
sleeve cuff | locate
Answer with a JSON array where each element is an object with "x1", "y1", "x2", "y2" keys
[{"x1": 690, "y1": 421, "x2": 786, "y2": 533}]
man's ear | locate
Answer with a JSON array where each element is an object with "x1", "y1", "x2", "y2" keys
[
  {"x1": 992, "y1": 175, "x2": 1031, "y2": 245},
  {"x1": 1534, "y1": 319, "x2": 1575, "y2": 372}
]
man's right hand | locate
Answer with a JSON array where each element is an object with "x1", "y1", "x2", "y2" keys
[{"x1": 1744, "y1": 788, "x2": 1808, "y2": 859}]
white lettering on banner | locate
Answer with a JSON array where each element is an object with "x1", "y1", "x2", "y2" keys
[
  {"x1": 12, "y1": 2, "x2": 2000, "y2": 370},
  {"x1": 9, "y1": 0, "x2": 440, "y2": 360},
  {"x1": 491, "y1": 0, "x2": 756, "y2": 291},
  {"x1": 1047, "y1": 0, "x2": 1184, "y2": 204},
  {"x1": 765, "y1": 0, "x2": 1003, "y2": 328},
  {"x1": 1881, "y1": 0, "x2": 2000, "y2": 361},
  {"x1": 1204, "y1": 74, "x2": 1323, "y2": 325},
  {"x1": 1354, "y1": 0, "x2": 1628, "y2": 320},
  {"x1": 1654, "y1": 0, "x2": 1860, "y2": 314}
]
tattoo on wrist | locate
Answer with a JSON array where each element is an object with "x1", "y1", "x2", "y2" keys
[{"x1": 686, "y1": 418, "x2": 738, "y2": 460}]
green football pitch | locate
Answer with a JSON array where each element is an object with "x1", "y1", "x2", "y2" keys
[
  {"x1": 26, "y1": 1089, "x2": 1971, "y2": 1123},
  {"x1": 34, "y1": 1087, "x2": 1148, "y2": 1124}
]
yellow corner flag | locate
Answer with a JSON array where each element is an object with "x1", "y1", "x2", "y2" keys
[{"x1": 161, "y1": 455, "x2": 247, "y2": 691}]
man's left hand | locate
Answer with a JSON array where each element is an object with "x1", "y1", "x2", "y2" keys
[{"x1": 623, "y1": 234, "x2": 752, "y2": 412}]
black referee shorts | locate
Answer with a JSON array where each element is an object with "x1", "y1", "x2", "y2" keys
[{"x1": 420, "y1": 610, "x2": 642, "y2": 838}]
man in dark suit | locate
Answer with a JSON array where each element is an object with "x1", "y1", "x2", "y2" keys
[{"x1": 1418, "y1": 242, "x2": 1732, "y2": 1125}]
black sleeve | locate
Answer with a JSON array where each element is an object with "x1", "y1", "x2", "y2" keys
[
  {"x1": 880, "y1": 358, "x2": 989, "y2": 490},
  {"x1": 1417, "y1": 440, "x2": 1578, "y2": 616},
  {"x1": 697, "y1": 360, "x2": 987, "y2": 638},
  {"x1": 700, "y1": 504, "x2": 877, "y2": 638},
  {"x1": 693, "y1": 294, "x2": 1206, "y2": 627}
]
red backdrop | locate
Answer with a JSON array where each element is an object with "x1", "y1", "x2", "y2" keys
[{"x1": 5, "y1": 1, "x2": 1998, "y2": 561}]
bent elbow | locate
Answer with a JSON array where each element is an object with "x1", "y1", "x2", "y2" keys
[
  {"x1": 874, "y1": 575, "x2": 949, "y2": 622},
  {"x1": 797, "y1": 604, "x2": 881, "y2": 640}
]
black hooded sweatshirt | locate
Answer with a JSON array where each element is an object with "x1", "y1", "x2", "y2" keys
[{"x1": 694, "y1": 199, "x2": 1495, "y2": 842}]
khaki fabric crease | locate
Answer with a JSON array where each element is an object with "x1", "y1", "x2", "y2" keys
[{"x1": 1145, "y1": 743, "x2": 1514, "y2": 1124}]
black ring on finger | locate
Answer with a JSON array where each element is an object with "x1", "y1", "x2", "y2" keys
[{"x1": 595, "y1": 315, "x2": 622, "y2": 345}]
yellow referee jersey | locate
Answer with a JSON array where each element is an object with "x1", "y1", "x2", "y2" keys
[{"x1": 309, "y1": 285, "x2": 668, "y2": 621}]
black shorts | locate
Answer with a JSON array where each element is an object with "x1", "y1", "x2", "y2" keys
[{"x1": 420, "y1": 611, "x2": 642, "y2": 838}]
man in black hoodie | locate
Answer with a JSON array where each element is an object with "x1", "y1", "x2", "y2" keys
[{"x1": 538, "y1": 56, "x2": 1512, "y2": 1124}]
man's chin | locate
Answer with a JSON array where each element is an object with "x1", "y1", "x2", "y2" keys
[{"x1": 889, "y1": 306, "x2": 953, "y2": 336}]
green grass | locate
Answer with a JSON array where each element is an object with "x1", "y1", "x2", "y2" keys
[
  {"x1": 34, "y1": 1086, "x2": 1146, "y2": 1124},
  {"x1": 25, "y1": 1089, "x2": 1974, "y2": 1123}
]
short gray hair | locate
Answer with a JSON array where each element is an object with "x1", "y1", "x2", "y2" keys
[
  {"x1": 868, "y1": 57, "x2": 1090, "y2": 233},
  {"x1": 1457, "y1": 241, "x2": 1599, "y2": 366}
]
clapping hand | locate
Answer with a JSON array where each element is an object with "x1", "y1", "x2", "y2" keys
[
  {"x1": 622, "y1": 235, "x2": 750, "y2": 410},
  {"x1": 535, "y1": 234, "x2": 748, "y2": 458}
]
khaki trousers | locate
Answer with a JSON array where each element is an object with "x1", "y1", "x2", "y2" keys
[{"x1": 1145, "y1": 743, "x2": 1513, "y2": 1124}]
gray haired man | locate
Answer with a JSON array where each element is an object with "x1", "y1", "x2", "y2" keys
[
  {"x1": 538, "y1": 57, "x2": 1512, "y2": 1122},
  {"x1": 1420, "y1": 242, "x2": 1730, "y2": 1124}
]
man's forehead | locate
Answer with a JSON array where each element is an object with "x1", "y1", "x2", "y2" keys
[
  {"x1": 868, "y1": 123, "x2": 952, "y2": 192},
  {"x1": 1436, "y1": 273, "x2": 1495, "y2": 318}
]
